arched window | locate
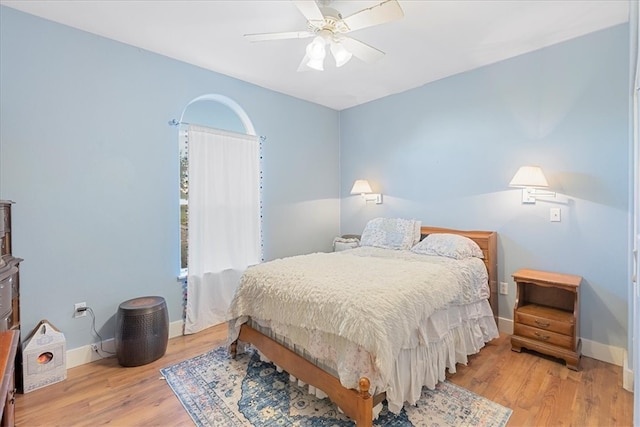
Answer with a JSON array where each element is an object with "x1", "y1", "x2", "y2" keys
[{"x1": 174, "y1": 95, "x2": 262, "y2": 333}]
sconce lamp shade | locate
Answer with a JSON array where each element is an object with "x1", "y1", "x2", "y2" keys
[
  {"x1": 351, "y1": 179, "x2": 373, "y2": 194},
  {"x1": 509, "y1": 166, "x2": 549, "y2": 188}
]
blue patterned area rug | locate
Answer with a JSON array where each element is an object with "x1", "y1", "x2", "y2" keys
[{"x1": 160, "y1": 346, "x2": 512, "y2": 427}]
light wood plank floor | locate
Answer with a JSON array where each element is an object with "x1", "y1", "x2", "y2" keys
[{"x1": 15, "y1": 325, "x2": 633, "y2": 426}]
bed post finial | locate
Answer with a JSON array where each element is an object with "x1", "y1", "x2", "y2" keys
[
  {"x1": 356, "y1": 377, "x2": 373, "y2": 426},
  {"x1": 358, "y1": 377, "x2": 371, "y2": 398}
]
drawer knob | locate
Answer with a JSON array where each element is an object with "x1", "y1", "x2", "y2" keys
[
  {"x1": 535, "y1": 320, "x2": 550, "y2": 328},
  {"x1": 534, "y1": 332, "x2": 550, "y2": 341}
]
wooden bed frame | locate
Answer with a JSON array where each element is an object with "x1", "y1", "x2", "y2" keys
[{"x1": 230, "y1": 226, "x2": 498, "y2": 427}]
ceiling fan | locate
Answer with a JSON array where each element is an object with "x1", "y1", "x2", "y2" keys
[{"x1": 244, "y1": 0, "x2": 404, "y2": 71}]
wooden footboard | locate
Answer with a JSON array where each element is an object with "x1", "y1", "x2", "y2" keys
[{"x1": 231, "y1": 323, "x2": 385, "y2": 427}]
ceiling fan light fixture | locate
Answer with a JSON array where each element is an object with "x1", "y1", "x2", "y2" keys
[
  {"x1": 250, "y1": 0, "x2": 404, "y2": 72},
  {"x1": 306, "y1": 56, "x2": 325, "y2": 71},
  {"x1": 306, "y1": 36, "x2": 326, "y2": 59},
  {"x1": 330, "y1": 41, "x2": 352, "y2": 67},
  {"x1": 305, "y1": 36, "x2": 326, "y2": 70}
]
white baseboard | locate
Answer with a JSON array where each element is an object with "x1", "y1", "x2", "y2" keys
[
  {"x1": 66, "y1": 320, "x2": 184, "y2": 369},
  {"x1": 581, "y1": 337, "x2": 625, "y2": 366},
  {"x1": 623, "y1": 350, "x2": 634, "y2": 392},
  {"x1": 498, "y1": 316, "x2": 514, "y2": 335},
  {"x1": 497, "y1": 316, "x2": 625, "y2": 367},
  {"x1": 169, "y1": 319, "x2": 184, "y2": 339}
]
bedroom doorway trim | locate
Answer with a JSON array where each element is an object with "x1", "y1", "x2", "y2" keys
[{"x1": 629, "y1": 1, "x2": 639, "y2": 424}]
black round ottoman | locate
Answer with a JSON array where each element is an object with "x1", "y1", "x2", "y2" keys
[{"x1": 115, "y1": 296, "x2": 169, "y2": 367}]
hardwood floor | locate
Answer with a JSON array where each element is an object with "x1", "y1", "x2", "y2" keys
[{"x1": 15, "y1": 326, "x2": 633, "y2": 426}]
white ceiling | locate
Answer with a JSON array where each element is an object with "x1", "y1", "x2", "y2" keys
[{"x1": 1, "y1": 0, "x2": 630, "y2": 110}]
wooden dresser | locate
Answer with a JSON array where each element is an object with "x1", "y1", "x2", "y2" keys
[
  {"x1": 0, "y1": 201, "x2": 20, "y2": 332},
  {"x1": 511, "y1": 268, "x2": 582, "y2": 370},
  {"x1": 0, "y1": 201, "x2": 21, "y2": 418},
  {"x1": 0, "y1": 331, "x2": 18, "y2": 427}
]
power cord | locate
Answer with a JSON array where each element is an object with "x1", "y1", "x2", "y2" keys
[{"x1": 83, "y1": 307, "x2": 116, "y2": 356}]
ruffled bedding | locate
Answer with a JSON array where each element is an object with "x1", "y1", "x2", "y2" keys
[{"x1": 227, "y1": 247, "x2": 498, "y2": 414}]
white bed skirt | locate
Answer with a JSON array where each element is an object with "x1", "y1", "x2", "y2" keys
[{"x1": 232, "y1": 299, "x2": 499, "y2": 415}]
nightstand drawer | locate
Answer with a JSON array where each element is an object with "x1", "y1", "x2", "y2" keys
[
  {"x1": 514, "y1": 323, "x2": 573, "y2": 348},
  {"x1": 515, "y1": 304, "x2": 574, "y2": 336}
]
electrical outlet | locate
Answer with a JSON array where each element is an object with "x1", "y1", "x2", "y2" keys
[
  {"x1": 91, "y1": 344, "x2": 98, "y2": 352},
  {"x1": 499, "y1": 282, "x2": 509, "y2": 295},
  {"x1": 74, "y1": 302, "x2": 87, "y2": 318}
]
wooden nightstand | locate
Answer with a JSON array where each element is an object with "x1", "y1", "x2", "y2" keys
[{"x1": 511, "y1": 269, "x2": 582, "y2": 370}]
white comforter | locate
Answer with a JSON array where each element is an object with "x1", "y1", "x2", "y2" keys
[{"x1": 227, "y1": 247, "x2": 488, "y2": 391}]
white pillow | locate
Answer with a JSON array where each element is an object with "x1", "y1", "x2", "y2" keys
[
  {"x1": 360, "y1": 218, "x2": 422, "y2": 250},
  {"x1": 333, "y1": 237, "x2": 360, "y2": 252},
  {"x1": 411, "y1": 233, "x2": 484, "y2": 259}
]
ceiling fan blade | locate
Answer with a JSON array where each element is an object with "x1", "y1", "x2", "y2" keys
[
  {"x1": 293, "y1": 0, "x2": 325, "y2": 23},
  {"x1": 340, "y1": 37, "x2": 385, "y2": 63},
  {"x1": 342, "y1": 0, "x2": 404, "y2": 32},
  {"x1": 244, "y1": 31, "x2": 315, "y2": 42}
]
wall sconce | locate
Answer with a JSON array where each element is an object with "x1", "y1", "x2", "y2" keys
[
  {"x1": 509, "y1": 166, "x2": 556, "y2": 204},
  {"x1": 350, "y1": 179, "x2": 383, "y2": 204}
]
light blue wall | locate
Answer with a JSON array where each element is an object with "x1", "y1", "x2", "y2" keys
[
  {"x1": 340, "y1": 24, "x2": 630, "y2": 348},
  {"x1": 0, "y1": 5, "x2": 631, "y2": 354},
  {"x1": 0, "y1": 6, "x2": 340, "y2": 349}
]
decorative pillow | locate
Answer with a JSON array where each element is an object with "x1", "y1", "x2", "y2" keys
[
  {"x1": 411, "y1": 233, "x2": 484, "y2": 259},
  {"x1": 360, "y1": 217, "x2": 422, "y2": 250},
  {"x1": 333, "y1": 237, "x2": 360, "y2": 252}
]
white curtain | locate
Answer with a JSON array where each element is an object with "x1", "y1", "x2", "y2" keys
[{"x1": 185, "y1": 125, "x2": 261, "y2": 334}]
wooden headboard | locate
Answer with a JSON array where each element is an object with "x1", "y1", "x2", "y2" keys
[{"x1": 420, "y1": 226, "x2": 498, "y2": 322}]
